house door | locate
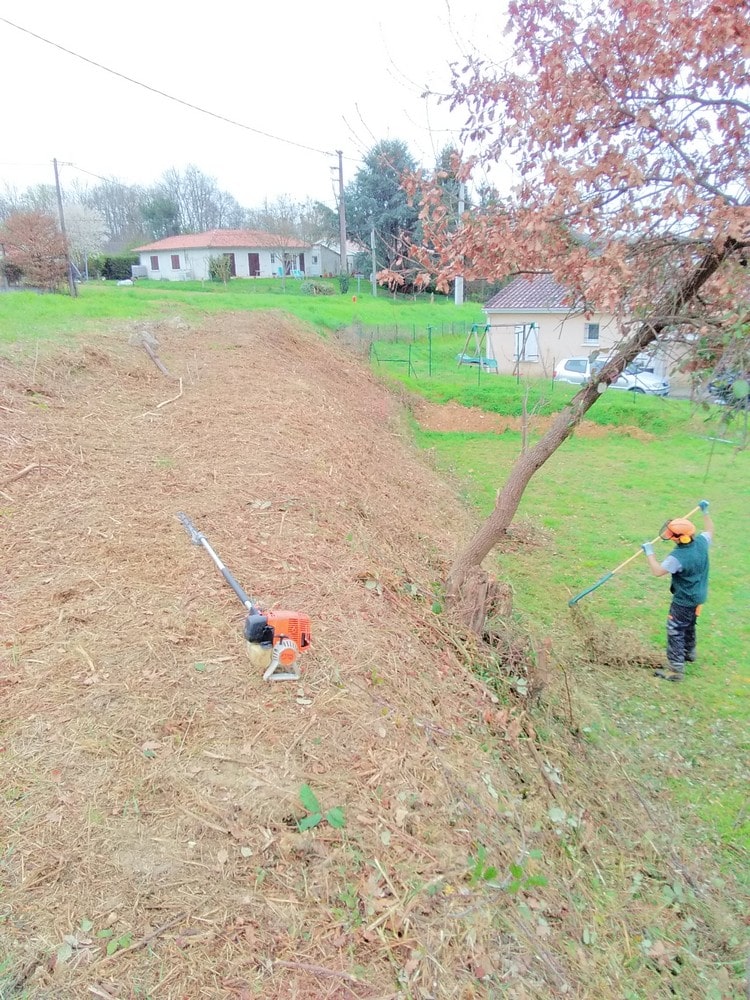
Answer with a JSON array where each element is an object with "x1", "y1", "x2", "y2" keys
[
  {"x1": 248, "y1": 253, "x2": 260, "y2": 277},
  {"x1": 514, "y1": 323, "x2": 539, "y2": 361},
  {"x1": 223, "y1": 252, "x2": 236, "y2": 277},
  {"x1": 298, "y1": 253, "x2": 305, "y2": 274}
]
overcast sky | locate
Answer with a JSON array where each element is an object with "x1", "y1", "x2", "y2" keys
[{"x1": 0, "y1": 1, "x2": 511, "y2": 211}]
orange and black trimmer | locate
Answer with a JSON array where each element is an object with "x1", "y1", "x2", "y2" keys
[{"x1": 177, "y1": 513, "x2": 311, "y2": 681}]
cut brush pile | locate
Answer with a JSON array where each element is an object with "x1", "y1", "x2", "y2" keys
[{"x1": 0, "y1": 313, "x2": 746, "y2": 999}]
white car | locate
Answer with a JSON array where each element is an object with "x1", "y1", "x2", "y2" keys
[{"x1": 553, "y1": 356, "x2": 670, "y2": 396}]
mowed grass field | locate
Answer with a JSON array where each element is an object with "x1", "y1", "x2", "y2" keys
[
  {"x1": 0, "y1": 278, "x2": 485, "y2": 348},
  {"x1": 2, "y1": 283, "x2": 748, "y2": 888}
]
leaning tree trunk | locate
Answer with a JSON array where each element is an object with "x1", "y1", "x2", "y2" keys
[{"x1": 447, "y1": 241, "x2": 738, "y2": 630}]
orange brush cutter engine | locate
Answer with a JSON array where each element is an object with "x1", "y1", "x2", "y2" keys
[
  {"x1": 244, "y1": 610, "x2": 311, "y2": 662},
  {"x1": 177, "y1": 512, "x2": 311, "y2": 682}
]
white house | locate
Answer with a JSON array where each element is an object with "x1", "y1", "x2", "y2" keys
[
  {"x1": 313, "y1": 240, "x2": 365, "y2": 276},
  {"x1": 133, "y1": 229, "x2": 322, "y2": 281}
]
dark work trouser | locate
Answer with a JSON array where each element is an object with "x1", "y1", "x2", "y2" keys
[{"x1": 667, "y1": 600, "x2": 699, "y2": 672}]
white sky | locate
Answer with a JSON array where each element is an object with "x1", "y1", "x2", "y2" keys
[{"x1": 0, "y1": 1, "x2": 511, "y2": 211}]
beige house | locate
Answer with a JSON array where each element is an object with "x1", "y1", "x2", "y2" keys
[{"x1": 483, "y1": 273, "x2": 622, "y2": 377}]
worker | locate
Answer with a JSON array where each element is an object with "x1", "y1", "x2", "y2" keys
[{"x1": 641, "y1": 500, "x2": 713, "y2": 682}]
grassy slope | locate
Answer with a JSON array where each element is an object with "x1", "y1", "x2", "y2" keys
[
  {"x1": 0, "y1": 279, "x2": 485, "y2": 349},
  {"x1": 2, "y1": 287, "x2": 745, "y2": 864},
  {"x1": 1, "y1": 288, "x2": 747, "y2": 992},
  {"x1": 414, "y1": 427, "x2": 749, "y2": 862},
  {"x1": 371, "y1": 334, "x2": 749, "y2": 873}
]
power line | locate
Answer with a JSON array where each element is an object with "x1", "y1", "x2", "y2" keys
[{"x1": 0, "y1": 15, "x2": 338, "y2": 159}]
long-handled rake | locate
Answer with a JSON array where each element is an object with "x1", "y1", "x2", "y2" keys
[{"x1": 568, "y1": 505, "x2": 700, "y2": 606}]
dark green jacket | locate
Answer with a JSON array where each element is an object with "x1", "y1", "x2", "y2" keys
[{"x1": 669, "y1": 534, "x2": 710, "y2": 606}]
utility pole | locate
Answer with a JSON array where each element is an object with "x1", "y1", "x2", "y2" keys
[
  {"x1": 370, "y1": 227, "x2": 377, "y2": 297},
  {"x1": 336, "y1": 150, "x2": 348, "y2": 277},
  {"x1": 53, "y1": 158, "x2": 77, "y2": 298},
  {"x1": 454, "y1": 182, "x2": 465, "y2": 306}
]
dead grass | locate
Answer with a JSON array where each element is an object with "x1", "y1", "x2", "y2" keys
[
  {"x1": 569, "y1": 606, "x2": 666, "y2": 670},
  {"x1": 411, "y1": 399, "x2": 656, "y2": 440},
  {"x1": 0, "y1": 313, "x2": 745, "y2": 999}
]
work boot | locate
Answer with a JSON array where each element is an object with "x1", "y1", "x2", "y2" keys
[
  {"x1": 666, "y1": 671, "x2": 684, "y2": 683},
  {"x1": 653, "y1": 669, "x2": 669, "y2": 679}
]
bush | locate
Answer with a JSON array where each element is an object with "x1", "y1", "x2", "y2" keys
[
  {"x1": 300, "y1": 280, "x2": 335, "y2": 296},
  {"x1": 339, "y1": 274, "x2": 350, "y2": 294},
  {"x1": 1, "y1": 260, "x2": 24, "y2": 285},
  {"x1": 208, "y1": 255, "x2": 233, "y2": 283},
  {"x1": 89, "y1": 254, "x2": 139, "y2": 281}
]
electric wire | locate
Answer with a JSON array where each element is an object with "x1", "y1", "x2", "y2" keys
[{"x1": 0, "y1": 16, "x2": 338, "y2": 159}]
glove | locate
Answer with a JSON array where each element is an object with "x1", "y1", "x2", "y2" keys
[
  {"x1": 641, "y1": 542, "x2": 654, "y2": 556},
  {"x1": 699, "y1": 499, "x2": 710, "y2": 513}
]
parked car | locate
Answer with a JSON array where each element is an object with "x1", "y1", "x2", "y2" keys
[{"x1": 553, "y1": 356, "x2": 670, "y2": 396}]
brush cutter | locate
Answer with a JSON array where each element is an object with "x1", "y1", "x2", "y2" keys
[
  {"x1": 567, "y1": 505, "x2": 701, "y2": 606},
  {"x1": 177, "y1": 513, "x2": 311, "y2": 681}
]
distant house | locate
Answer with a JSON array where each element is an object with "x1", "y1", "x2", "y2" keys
[
  {"x1": 133, "y1": 229, "x2": 321, "y2": 281},
  {"x1": 482, "y1": 273, "x2": 624, "y2": 376},
  {"x1": 313, "y1": 240, "x2": 365, "y2": 276}
]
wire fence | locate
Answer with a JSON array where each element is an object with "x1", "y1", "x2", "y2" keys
[{"x1": 336, "y1": 321, "x2": 509, "y2": 385}]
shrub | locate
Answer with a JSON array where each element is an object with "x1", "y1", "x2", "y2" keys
[
  {"x1": 300, "y1": 280, "x2": 335, "y2": 296},
  {"x1": 88, "y1": 254, "x2": 139, "y2": 281},
  {"x1": 208, "y1": 255, "x2": 233, "y2": 284},
  {"x1": 339, "y1": 274, "x2": 350, "y2": 294},
  {"x1": 1, "y1": 260, "x2": 24, "y2": 285}
]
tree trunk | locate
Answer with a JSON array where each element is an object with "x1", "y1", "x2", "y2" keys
[{"x1": 447, "y1": 242, "x2": 737, "y2": 626}]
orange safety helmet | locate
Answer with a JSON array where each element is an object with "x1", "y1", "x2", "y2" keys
[{"x1": 660, "y1": 518, "x2": 696, "y2": 544}]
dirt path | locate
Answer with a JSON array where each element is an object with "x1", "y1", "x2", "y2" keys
[{"x1": 412, "y1": 398, "x2": 656, "y2": 439}]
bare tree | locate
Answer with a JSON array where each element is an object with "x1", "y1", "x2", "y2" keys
[
  {"x1": 65, "y1": 205, "x2": 109, "y2": 279},
  {"x1": 80, "y1": 178, "x2": 145, "y2": 251}
]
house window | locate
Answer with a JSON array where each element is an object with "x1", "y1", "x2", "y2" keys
[
  {"x1": 514, "y1": 323, "x2": 540, "y2": 362},
  {"x1": 150, "y1": 256, "x2": 159, "y2": 270},
  {"x1": 270, "y1": 253, "x2": 276, "y2": 264},
  {"x1": 171, "y1": 254, "x2": 180, "y2": 270},
  {"x1": 312, "y1": 255, "x2": 318, "y2": 264},
  {"x1": 584, "y1": 322, "x2": 600, "y2": 344}
]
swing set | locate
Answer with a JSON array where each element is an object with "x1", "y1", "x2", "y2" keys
[{"x1": 456, "y1": 323, "x2": 498, "y2": 372}]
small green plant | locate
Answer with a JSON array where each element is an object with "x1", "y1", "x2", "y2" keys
[
  {"x1": 297, "y1": 784, "x2": 346, "y2": 831},
  {"x1": 467, "y1": 845, "x2": 547, "y2": 894},
  {"x1": 467, "y1": 844, "x2": 498, "y2": 885},
  {"x1": 96, "y1": 927, "x2": 133, "y2": 955},
  {"x1": 300, "y1": 280, "x2": 335, "y2": 296}
]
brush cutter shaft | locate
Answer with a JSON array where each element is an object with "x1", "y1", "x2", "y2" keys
[
  {"x1": 177, "y1": 512, "x2": 255, "y2": 611},
  {"x1": 568, "y1": 505, "x2": 701, "y2": 606}
]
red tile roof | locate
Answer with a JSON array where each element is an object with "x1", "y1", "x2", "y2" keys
[
  {"x1": 485, "y1": 273, "x2": 576, "y2": 311},
  {"x1": 133, "y1": 229, "x2": 311, "y2": 252}
]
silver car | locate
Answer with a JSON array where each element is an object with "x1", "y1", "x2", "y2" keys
[{"x1": 553, "y1": 356, "x2": 670, "y2": 396}]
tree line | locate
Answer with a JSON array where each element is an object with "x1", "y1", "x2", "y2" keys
[{"x1": 0, "y1": 144, "x2": 478, "y2": 291}]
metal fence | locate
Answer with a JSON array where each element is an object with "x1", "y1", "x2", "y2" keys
[{"x1": 337, "y1": 321, "x2": 502, "y2": 384}]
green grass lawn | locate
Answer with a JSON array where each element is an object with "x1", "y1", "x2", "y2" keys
[{"x1": 0, "y1": 279, "x2": 485, "y2": 350}]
